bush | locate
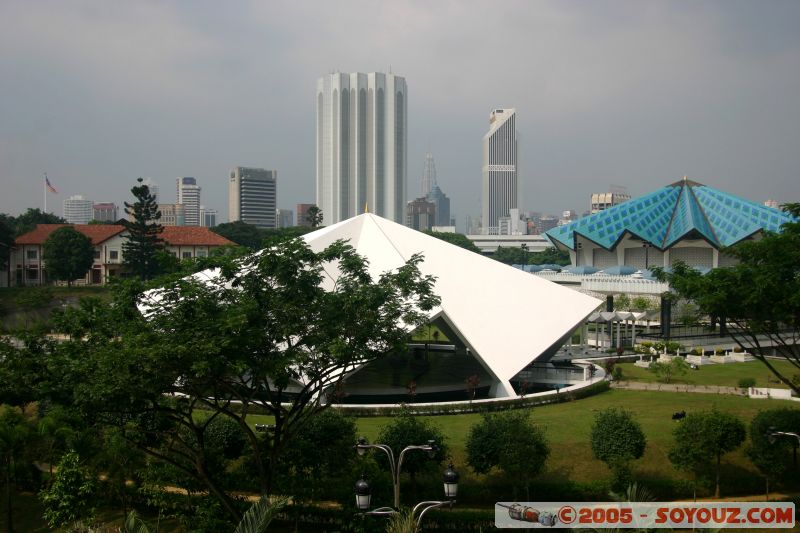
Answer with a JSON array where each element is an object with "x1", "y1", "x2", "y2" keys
[
  {"x1": 738, "y1": 377, "x2": 756, "y2": 390},
  {"x1": 376, "y1": 409, "x2": 448, "y2": 481}
]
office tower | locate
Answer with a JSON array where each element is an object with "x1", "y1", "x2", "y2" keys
[
  {"x1": 229, "y1": 167, "x2": 277, "y2": 229},
  {"x1": 199, "y1": 206, "x2": 217, "y2": 228},
  {"x1": 277, "y1": 209, "x2": 294, "y2": 228},
  {"x1": 158, "y1": 203, "x2": 185, "y2": 226},
  {"x1": 63, "y1": 195, "x2": 93, "y2": 224},
  {"x1": 92, "y1": 202, "x2": 118, "y2": 222},
  {"x1": 316, "y1": 71, "x2": 407, "y2": 224},
  {"x1": 481, "y1": 108, "x2": 518, "y2": 235},
  {"x1": 421, "y1": 152, "x2": 436, "y2": 197},
  {"x1": 406, "y1": 197, "x2": 436, "y2": 231},
  {"x1": 141, "y1": 178, "x2": 159, "y2": 203},
  {"x1": 427, "y1": 185, "x2": 451, "y2": 228},
  {"x1": 176, "y1": 177, "x2": 201, "y2": 226},
  {"x1": 296, "y1": 203, "x2": 316, "y2": 227}
]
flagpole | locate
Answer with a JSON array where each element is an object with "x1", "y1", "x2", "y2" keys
[{"x1": 44, "y1": 173, "x2": 47, "y2": 213}]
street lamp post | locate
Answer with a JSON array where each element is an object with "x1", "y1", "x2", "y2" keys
[
  {"x1": 766, "y1": 427, "x2": 800, "y2": 445},
  {"x1": 520, "y1": 243, "x2": 528, "y2": 265},
  {"x1": 354, "y1": 437, "x2": 459, "y2": 526}
]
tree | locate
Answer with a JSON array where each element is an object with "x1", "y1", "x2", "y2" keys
[
  {"x1": 527, "y1": 247, "x2": 571, "y2": 266},
  {"x1": 0, "y1": 216, "x2": 13, "y2": 273},
  {"x1": 376, "y1": 409, "x2": 448, "y2": 489},
  {"x1": 0, "y1": 405, "x2": 37, "y2": 533},
  {"x1": 123, "y1": 178, "x2": 163, "y2": 280},
  {"x1": 8, "y1": 208, "x2": 65, "y2": 237},
  {"x1": 306, "y1": 205, "x2": 323, "y2": 228},
  {"x1": 668, "y1": 409, "x2": 746, "y2": 498},
  {"x1": 39, "y1": 450, "x2": 98, "y2": 530},
  {"x1": 42, "y1": 227, "x2": 94, "y2": 287},
  {"x1": 466, "y1": 410, "x2": 550, "y2": 499},
  {"x1": 423, "y1": 231, "x2": 481, "y2": 253},
  {"x1": 590, "y1": 408, "x2": 646, "y2": 492},
  {"x1": 648, "y1": 357, "x2": 688, "y2": 384},
  {"x1": 47, "y1": 238, "x2": 439, "y2": 523},
  {"x1": 212, "y1": 221, "x2": 266, "y2": 250},
  {"x1": 656, "y1": 203, "x2": 800, "y2": 396}
]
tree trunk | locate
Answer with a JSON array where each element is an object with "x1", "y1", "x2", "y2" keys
[
  {"x1": 6, "y1": 455, "x2": 13, "y2": 533},
  {"x1": 714, "y1": 454, "x2": 721, "y2": 499}
]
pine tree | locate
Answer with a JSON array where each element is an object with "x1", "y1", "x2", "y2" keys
[{"x1": 123, "y1": 178, "x2": 163, "y2": 280}]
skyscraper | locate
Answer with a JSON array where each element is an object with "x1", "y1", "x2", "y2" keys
[
  {"x1": 176, "y1": 177, "x2": 201, "y2": 226},
  {"x1": 229, "y1": 167, "x2": 277, "y2": 229},
  {"x1": 316, "y1": 71, "x2": 407, "y2": 224},
  {"x1": 427, "y1": 185, "x2": 451, "y2": 227},
  {"x1": 482, "y1": 108, "x2": 518, "y2": 235},
  {"x1": 63, "y1": 195, "x2": 93, "y2": 224},
  {"x1": 421, "y1": 152, "x2": 436, "y2": 197},
  {"x1": 92, "y1": 202, "x2": 118, "y2": 222}
]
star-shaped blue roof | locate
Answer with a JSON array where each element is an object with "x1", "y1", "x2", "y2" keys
[{"x1": 546, "y1": 179, "x2": 795, "y2": 251}]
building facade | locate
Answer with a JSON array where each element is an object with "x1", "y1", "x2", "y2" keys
[
  {"x1": 406, "y1": 197, "x2": 436, "y2": 231},
  {"x1": 590, "y1": 188, "x2": 631, "y2": 214},
  {"x1": 316, "y1": 71, "x2": 407, "y2": 224},
  {"x1": 176, "y1": 177, "x2": 201, "y2": 226},
  {"x1": 427, "y1": 185, "x2": 451, "y2": 228},
  {"x1": 158, "y1": 203, "x2": 185, "y2": 226},
  {"x1": 199, "y1": 206, "x2": 217, "y2": 228},
  {"x1": 229, "y1": 167, "x2": 277, "y2": 229},
  {"x1": 92, "y1": 202, "x2": 118, "y2": 222},
  {"x1": 296, "y1": 203, "x2": 315, "y2": 227},
  {"x1": 277, "y1": 209, "x2": 294, "y2": 228},
  {"x1": 482, "y1": 108, "x2": 518, "y2": 235},
  {"x1": 63, "y1": 195, "x2": 93, "y2": 224},
  {"x1": 10, "y1": 224, "x2": 232, "y2": 286}
]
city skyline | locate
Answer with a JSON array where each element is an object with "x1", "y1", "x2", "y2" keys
[{"x1": 2, "y1": 2, "x2": 799, "y2": 228}]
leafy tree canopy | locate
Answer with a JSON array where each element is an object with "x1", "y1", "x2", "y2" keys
[
  {"x1": 306, "y1": 205, "x2": 323, "y2": 228},
  {"x1": 40, "y1": 238, "x2": 439, "y2": 523},
  {"x1": 590, "y1": 407, "x2": 646, "y2": 491},
  {"x1": 376, "y1": 409, "x2": 448, "y2": 479},
  {"x1": 491, "y1": 246, "x2": 570, "y2": 266},
  {"x1": 5, "y1": 208, "x2": 66, "y2": 237},
  {"x1": 43, "y1": 226, "x2": 95, "y2": 286},
  {"x1": 423, "y1": 231, "x2": 481, "y2": 253},
  {"x1": 668, "y1": 409, "x2": 746, "y2": 498},
  {"x1": 656, "y1": 203, "x2": 800, "y2": 395}
]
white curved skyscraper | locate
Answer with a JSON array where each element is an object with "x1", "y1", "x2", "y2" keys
[
  {"x1": 316, "y1": 72, "x2": 407, "y2": 224},
  {"x1": 482, "y1": 108, "x2": 519, "y2": 235}
]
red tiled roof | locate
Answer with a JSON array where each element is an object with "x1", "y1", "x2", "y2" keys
[
  {"x1": 15, "y1": 224, "x2": 126, "y2": 245},
  {"x1": 160, "y1": 226, "x2": 233, "y2": 246}
]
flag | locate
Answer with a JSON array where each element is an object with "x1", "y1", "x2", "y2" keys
[{"x1": 45, "y1": 175, "x2": 58, "y2": 194}]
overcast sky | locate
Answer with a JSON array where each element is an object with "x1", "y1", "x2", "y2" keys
[{"x1": 2, "y1": 1, "x2": 799, "y2": 229}]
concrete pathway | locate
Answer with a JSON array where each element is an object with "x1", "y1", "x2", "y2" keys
[{"x1": 611, "y1": 381, "x2": 747, "y2": 396}]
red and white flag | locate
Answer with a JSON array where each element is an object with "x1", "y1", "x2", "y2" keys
[{"x1": 45, "y1": 175, "x2": 58, "y2": 194}]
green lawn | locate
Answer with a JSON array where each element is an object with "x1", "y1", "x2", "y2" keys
[
  {"x1": 617, "y1": 360, "x2": 797, "y2": 388},
  {"x1": 245, "y1": 389, "x2": 800, "y2": 492}
]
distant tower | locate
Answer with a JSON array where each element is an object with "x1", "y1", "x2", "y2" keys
[
  {"x1": 63, "y1": 195, "x2": 93, "y2": 224},
  {"x1": 316, "y1": 71, "x2": 407, "y2": 224},
  {"x1": 421, "y1": 152, "x2": 436, "y2": 197},
  {"x1": 229, "y1": 167, "x2": 277, "y2": 228},
  {"x1": 141, "y1": 178, "x2": 159, "y2": 203},
  {"x1": 176, "y1": 177, "x2": 201, "y2": 226},
  {"x1": 481, "y1": 108, "x2": 518, "y2": 235}
]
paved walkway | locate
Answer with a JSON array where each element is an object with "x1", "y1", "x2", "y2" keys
[{"x1": 611, "y1": 381, "x2": 747, "y2": 395}]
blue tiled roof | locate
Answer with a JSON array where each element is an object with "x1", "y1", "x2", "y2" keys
[{"x1": 546, "y1": 179, "x2": 795, "y2": 251}]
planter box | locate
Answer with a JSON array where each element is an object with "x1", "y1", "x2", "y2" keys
[
  {"x1": 710, "y1": 355, "x2": 736, "y2": 364},
  {"x1": 732, "y1": 352, "x2": 755, "y2": 362}
]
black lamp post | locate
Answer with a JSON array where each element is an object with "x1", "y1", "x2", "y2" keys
[
  {"x1": 521, "y1": 243, "x2": 528, "y2": 265},
  {"x1": 354, "y1": 437, "x2": 459, "y2": 526},
  {"x1": 766, "y1": 426, "x2": 800, "y2": 445}
]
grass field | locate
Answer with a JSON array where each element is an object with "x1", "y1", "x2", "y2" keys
[
  {"x1": 617, "y1": 360, "x2": 798, "y2": 389},
  {"x1": 245, "y1": 389, "x2": 800, "y2": 497}
]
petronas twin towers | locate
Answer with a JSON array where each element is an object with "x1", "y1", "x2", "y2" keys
[{"x1": 316, "y1": 72, "x2": 407, "y2": 224}]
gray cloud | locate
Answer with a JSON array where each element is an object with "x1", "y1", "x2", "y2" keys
[{"x1": 1, "y1": 0, "x2": 798, "y2": 227}]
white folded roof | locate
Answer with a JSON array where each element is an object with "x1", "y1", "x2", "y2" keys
[{"x1": 304, "y1": 213, "x2": 602, "y2": 397}]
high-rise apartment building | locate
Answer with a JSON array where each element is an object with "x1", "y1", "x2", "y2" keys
[
  {"x1": 229, "y1": 167, "x2": 277, "y2": 229},
  {"x1": 92, "y1": 202, "x2": 118, "y2": 222},
  {"x1": 482, "y1": 108, "x2": 519, "y2": 235},
  {"x1": 316, "y1": 71, "x2": 407, "y2": 224},
  {"x1": 176, "y1": 177, "x2": 201, "y2": 226},
  {"x1": 63, "y1": 195, "x2": 93, "y2": 224}
]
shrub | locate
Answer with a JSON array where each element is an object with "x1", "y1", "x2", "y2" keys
[
  {"x1": 738, "y1": 377, "x2": 756, "y2": 390},
  {"x1": 612, "y1": 366, "x2": 623, "y2": 381}
]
